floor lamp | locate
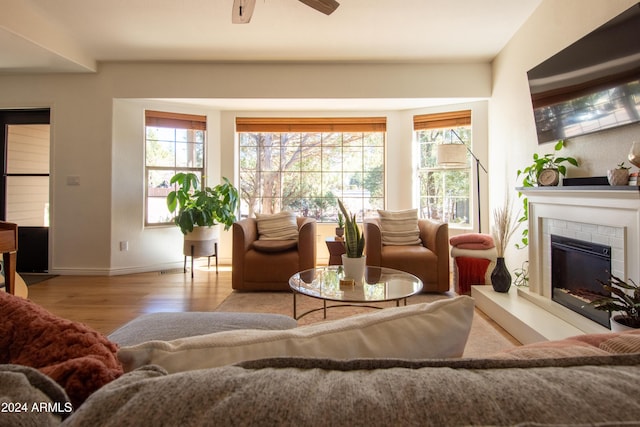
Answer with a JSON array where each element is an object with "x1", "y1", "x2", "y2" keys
[{"x1": 436, "y1": 130, "x2": 488, "y2": 232}]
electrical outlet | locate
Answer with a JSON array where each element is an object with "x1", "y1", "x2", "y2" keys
[
  {"x1": 66, "y1": 176, "x2": 80, "y2": 186},
  {"x1": 119, "y1": 241, "x2": 129, "y2": 251}
]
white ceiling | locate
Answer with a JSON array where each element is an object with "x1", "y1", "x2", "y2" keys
[{"x1": 0, "y1": 0, "x2": 542, "y2": 110}]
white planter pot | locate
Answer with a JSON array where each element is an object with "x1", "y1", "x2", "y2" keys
[
  {"x1": 607, "y1": 168, "x2": 629, "y2": 186},
  {"x1": 610, "y1": 314, "x2": 638, "y2": 332},
  {"x1": 183, "y1": 226, "x2": 217, "y2": 257},
  {"x1": 341, "y1": 254, "x2": 366, "y2": 283}
]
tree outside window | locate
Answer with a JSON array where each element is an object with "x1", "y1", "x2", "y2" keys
[
  {"x1": 145, "y1": 110, "x2": 206, "y2": 226},
  {"x1": 237, "y1": 118, "x2": 385, "y2": 222},
  {"x1": 416, "y1": 127, "x2": 471, "y2": 227}
]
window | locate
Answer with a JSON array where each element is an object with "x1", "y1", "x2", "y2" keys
[
  {"x1": 145, "y1": 110, "x2": 206, "y2": 225},
  {"x1": 414, "y1": 110, "x2": 472, "y2": 227},
  {"x1": 237, "y1": 117, "x2": 385, "y2": 222}
]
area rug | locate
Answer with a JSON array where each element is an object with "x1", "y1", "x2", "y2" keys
[
  {"x1": 20, "y1": 274, "x2": 58, "y2": 286},
  {"x1": 215, "y1": 291, "x2": 520, "y2": 358}
]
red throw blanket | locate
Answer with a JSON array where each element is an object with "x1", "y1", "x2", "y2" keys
[
  {"x1": 449, "y1": 233, "x2": 495, "y2": 250},
  {"x1": 455, "y1": 257, "x2": 491, "y2": 295},
  {"x1": 0, "y1": 292, "x2": 123, "y2": 408}
]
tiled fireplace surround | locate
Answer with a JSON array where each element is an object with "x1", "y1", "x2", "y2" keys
[{"x1": 472, "y1": 186, "x2": 640, "y2": 344}]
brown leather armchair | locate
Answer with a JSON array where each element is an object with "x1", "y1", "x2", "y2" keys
[
  {"x1": 364, "y1": 218, "x2": 449, "y2": 292},
  {"x1": 232, "y1": 217, "x2": 316, "y2": 291}
]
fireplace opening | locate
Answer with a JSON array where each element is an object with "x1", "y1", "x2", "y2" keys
[{"x1": 551, "y1": 235, "x2": 611, "y2": 328}]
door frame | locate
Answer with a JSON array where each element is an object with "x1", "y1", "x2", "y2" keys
[{"x1": 0, "y1": 108, "x2": 51, "y2": 272}]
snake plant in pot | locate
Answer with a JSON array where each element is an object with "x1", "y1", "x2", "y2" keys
[
  {"x1": 166, "y1": 172, "x2": 239, "y2": 257},
  {"x1": 337, "y1": 199, "x2": 365, "y2": 282}
]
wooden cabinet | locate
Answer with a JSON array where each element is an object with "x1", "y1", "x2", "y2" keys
[{"x1": 0, "y1": 222, "x2": 18, "y2": 294}]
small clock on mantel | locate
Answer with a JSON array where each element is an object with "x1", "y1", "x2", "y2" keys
[{"x1": 538, "y1": 168, "x2": 560, "y2": 186}]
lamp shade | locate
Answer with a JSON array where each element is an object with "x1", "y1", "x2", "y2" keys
[{"x1": 437, "y1": 144, "x2": 467, "y2": 166}]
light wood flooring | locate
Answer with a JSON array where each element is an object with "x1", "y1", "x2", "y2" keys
[
  {"x1": 26, "y1": 263, "x2": 519, "y2": 346},
  {"x1": 27, "y1": 263, "x2": 234, "y2": 335}
]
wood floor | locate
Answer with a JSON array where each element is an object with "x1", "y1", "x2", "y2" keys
[
  {"x1": 26, "y1": 263, "x2": 518, "y2": 346},
  {"x1": 27, "y1": 263, "x2": 234, "y2": 335}
]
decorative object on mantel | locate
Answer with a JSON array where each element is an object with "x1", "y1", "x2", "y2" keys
[
  {"x1": 628, "y1": 141, "x2": 640, "y2": 168},
  {"x1": 517, "y1": 139, "x2": 579, "y2": 188},
  {"x1": 516, "y1": 139, "x2": 579, "y2": 249},
  {"x1": 607, "y1": 162, "x2": 630, "y2": 186},
  {"x1": 590, "y1": 274, "x2": 640, "y2": 331},
  {"x1": 490, "y1": 193, "x2": 518, "y2": 293},
  {"x1": 562, "y1": 176, "x2": 609, "y2": 186},
  {"x1": 337, "y1": 199, "x2": 365, "y2": 282}
]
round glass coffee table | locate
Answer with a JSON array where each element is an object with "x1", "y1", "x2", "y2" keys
[{"x1": 289, "y1": 266, "x2": 423, "y2": 320}]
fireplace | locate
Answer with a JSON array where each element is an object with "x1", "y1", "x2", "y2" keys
[
  {"x1": 473, "y1": 186, "x2": 639, "y2": 344},
  {"x1": 550, "y1": 235, "x2": 611, "y2": 328}
]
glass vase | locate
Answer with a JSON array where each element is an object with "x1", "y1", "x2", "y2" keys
[{"x1": 629, "y1": 141, "x2": 640, "y2": 168}]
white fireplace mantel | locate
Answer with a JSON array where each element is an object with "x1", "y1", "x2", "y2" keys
[
  {"x1": 520, "y1": 186, "x2": 640, "y2": 295},
  {"x1": 472, "y1": 186, "x2": 639, "y2": 344}
]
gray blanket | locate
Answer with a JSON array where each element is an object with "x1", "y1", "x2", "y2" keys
[
  {"x1": 0, "y1": 364, "x2": 72, "y2": 427},
  {"x1": 62, "y1": 354, "x2": 640, "y2": 426}
]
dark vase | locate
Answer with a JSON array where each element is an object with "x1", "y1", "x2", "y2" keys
[{"x1": 491, "y1": 257, "x2": 512, "y2": 293}]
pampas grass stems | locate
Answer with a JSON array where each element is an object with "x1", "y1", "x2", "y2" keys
[{"x1": 492, "y1": 194, "x2": 519, "y2": 258}]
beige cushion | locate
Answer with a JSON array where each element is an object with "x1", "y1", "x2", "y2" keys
[
  {"x1": 255, "y1": 211, "x2": 298, "y2": 240},
  {"x1": 118, "y1": 296, "x2": 475, "y2": 373},
  {"x1": 377, "y1": 209, "x2": 421, "y2": 245}
]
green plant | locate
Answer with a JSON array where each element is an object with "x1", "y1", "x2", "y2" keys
[
  {"x1": 517, "y1": 140, "x2": 578, "y2": 187},
  {"x1": 337, "y1": 199, "x2": 365, "y2": 258},
  {"x1": 515, "y1": 140, "x2": 579, "y2": 248},
  {"x1": 337, "y1": 212, "x2": 345, "y2": 228},
  {"x1": 591, "y1": 274, "x2": 640, "y2": 329},
  {"x1": 166, "y1": 172, "x2": 239, "y2": 235},
  {"x1": 616, "y1": 161, "x2": 631, "y2": 170},
  {"x1": 513, "y1": 261, "x2": 529, "y2": 287}
]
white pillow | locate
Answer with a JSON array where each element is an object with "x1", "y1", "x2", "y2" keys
[
  {"x1": 255, "y1": 211, "x2": 298, "y2": 240},
  {"x1": 117, "y1": 296, "x2": 475, "y2": 373},
  {"x1": 377, "y1": 209, "x2": 421, "y2": 245}
]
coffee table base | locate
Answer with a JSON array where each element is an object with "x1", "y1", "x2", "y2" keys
[{"x1": 292, "y1": 291, "x2": 409, "y2": 320}]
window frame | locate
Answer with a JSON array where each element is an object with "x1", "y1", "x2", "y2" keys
[
  {"x1": 236, "y1": 117, "x2": 386, "y2": 223},
  {"x1": 144, "y1": 110, "x2": 207, "y2": 227},
  {"x1": 414, "y1": 110, "x2": 473, "y2": 229}
]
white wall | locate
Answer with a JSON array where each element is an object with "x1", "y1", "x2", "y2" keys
[
  {"x1": 0, "y1": 62, "x2": 491, "y2": 274},
  {"x1": 490, "y1": 0, "x2": 640, "y2": 271}
]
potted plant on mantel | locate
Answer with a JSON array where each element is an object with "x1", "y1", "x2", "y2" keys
[
  {"x1": 337, "y1": 199, "x2": 365, "y2": 282},
  {"x1": 517, "y1": 139, "x2": 579, "y2": 188},
  {"x1": 166, "y1": 172, "x2": 239, "y2": 257},
  {"x1": 607, "y1": 162, "x2": 631, "y2": 186},
  {"x1": 515, "y1": 139, "x2": 579, "y2": 250},
  {"x1": 590, "y1": 274, "x2": 640, "y2": 331}
]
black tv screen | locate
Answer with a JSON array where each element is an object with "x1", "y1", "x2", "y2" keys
[{"x1": 527, "y1": 3, "x2": 640, "y2": 144}]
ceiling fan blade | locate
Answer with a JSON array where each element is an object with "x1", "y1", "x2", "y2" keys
[
  {"x1": 297, "y1": 0, "x2": 340, "y2": 15},
  {"x1": 232, "y1": 0, "x2": 256, "y2": 24}
]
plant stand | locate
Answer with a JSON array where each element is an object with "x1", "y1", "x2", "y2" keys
[{"x1": 184, "y1": 240, "x2": 218, "y2": 278}]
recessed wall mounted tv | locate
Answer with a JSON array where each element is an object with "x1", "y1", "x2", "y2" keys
[{"x1": 527, "y1": 3, "x2": 640, "y2": 144}]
